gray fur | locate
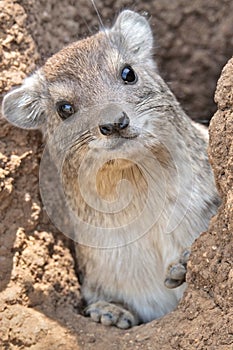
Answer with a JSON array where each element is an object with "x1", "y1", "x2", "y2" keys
[{"x1": 2, "y1": 10, "x2": 220, "y2": 328}]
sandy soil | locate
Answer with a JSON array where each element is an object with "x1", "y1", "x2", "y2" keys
[{"x1": 0, "y1": 1, "x2": 233, "y2": 349}]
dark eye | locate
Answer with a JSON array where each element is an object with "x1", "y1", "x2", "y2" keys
[
  {"x1": 56, "y1": 101, "x2": 75, "y2": 120},
  {"x1": 121, "y1": 66, "x2": 137, "y2": 84}
]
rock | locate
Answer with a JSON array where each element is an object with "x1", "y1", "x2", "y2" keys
[{"x1": 0, "y1": 1, "x2": 233, "y2": 349}]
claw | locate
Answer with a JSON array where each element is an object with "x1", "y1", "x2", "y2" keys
[
  {"x1": 84, "y1": 301, "x2": 138, "y2": 329},
  {"x1": 164, "y1": 248, "x2": 191, "y2": 289}
]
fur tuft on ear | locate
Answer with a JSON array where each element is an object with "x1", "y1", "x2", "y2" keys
[
  {"x1": 111, "y1": 10, "x2": 153, "y2": 59},
  {"x1": 2, "y1": 71, "x2": 46, "y2": 129}
]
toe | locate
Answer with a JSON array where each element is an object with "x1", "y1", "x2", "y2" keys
[
  {"x1": 169, "y1": 263, "x2": 186, "y2": 280},
  {"x1": 84, "y1": 301, "x2": 137, "y2": 328},
  {"x1": 179, "y1": 248, "x2": 191, "y2": 265},
  {"x1": 164, "y1": 277, "x2": 184, "y2": 289},
  {"x1": 101, "y1": 311, "x2": 118, "y2": 326},
  {"x1": 84, "y1": 305, "x2": 102, "y2": 322},
  {"x1": 117, "y1": 314, "x2": 134, "y2": 329}
]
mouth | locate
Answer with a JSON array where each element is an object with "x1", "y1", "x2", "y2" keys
[
  {"x1": 118, "y1": 133, "x2": 138, "y2": 140},
  {"x1": 89, "y1": 127, "x2": 140, "y2": 153},
  {"x1": 117, "y1": 126, "x2": 139, "y2": 140},
  {"x1": 108, "y1": 131, "x2": 139, "y2": 148}
]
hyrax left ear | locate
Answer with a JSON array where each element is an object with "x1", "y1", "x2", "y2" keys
[
  {"x1": 2, "y1": 72, "x2": 46, "y2": 129},
  {"x1": 111, "y1": 10, "x2": 153, "y2": 58}
]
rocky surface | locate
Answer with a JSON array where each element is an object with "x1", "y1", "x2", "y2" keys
[{"x1": 0, "y1": 1, "x2": 232, "y2": 349}]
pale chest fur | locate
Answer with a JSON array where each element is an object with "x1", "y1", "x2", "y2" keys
[
  {"x1": 2, "y1": 8, "x2": 220, "y2": 327},
  {"x1": 77, "y1": 228, "x2": 187, "y2": 322},
  {"x1": 69, "y1": 158, "x2": 213, "y2": 322}
]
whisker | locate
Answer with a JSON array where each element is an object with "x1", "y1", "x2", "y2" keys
[
  {"x1": 90, "y1": 0, "x2": 123, "y2": 77},
  {"x1": 79, "y1": 15, "x2": 93, "y2": 36},
  {"x1": 70, "y1": 134, "x2": 95, "y2": 150},
  {"x1": 91, "y1": 0, "x2": 106, "y2": 31},
  {"x1": 52, "y1": 128, "x2": 90, "y2": 147},
  {"x1": 135, "y1": 102, "x2": 171, "y2": 115},
  {"x1": 51, "y1": 130, "x2": 94, "y2": 157}
]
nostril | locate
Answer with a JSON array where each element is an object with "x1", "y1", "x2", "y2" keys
[
  {"x1": 99, "y1": 112, "x2": 130, "y2": 135},
  {"x1": 118, "y1": 112, "x2": 130, "y2": 130},
  {"x1": 99, "y1": 123, "x2": 114, "y2": 136}
]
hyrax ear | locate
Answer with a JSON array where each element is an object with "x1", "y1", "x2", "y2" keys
[
  {"x1": 2, "y1": 71, "x2": 46, "y2": 129},
  {"x1": 111, "y1": 10, "x2": 153, "y2": 58}
]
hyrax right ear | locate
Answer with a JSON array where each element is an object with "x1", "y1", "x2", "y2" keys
[
  {"x1": 2, "y1": 72, "x2": 46, "y2": 129},
  {"x1": 111, "y1": 10, "x2": 154, "y2": 59}
]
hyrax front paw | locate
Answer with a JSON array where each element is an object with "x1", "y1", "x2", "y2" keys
[
  {"x1": 84, "y1": 301, "x2": 138, "y2": 329},
  {"x1": 164, "y1": 248, "x2": 191, "y2": 289}
]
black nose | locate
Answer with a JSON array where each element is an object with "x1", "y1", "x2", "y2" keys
[
  {"x1": 99, "y1": 112, "x2": 130, "y2": 136},
  {"x1": 99, "y1": 123, "x2": 115, "y2": 136}
]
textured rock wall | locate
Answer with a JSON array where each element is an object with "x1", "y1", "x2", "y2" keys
[{"x1": 0, "y1": 1, "x2": 232, "y2": 349}]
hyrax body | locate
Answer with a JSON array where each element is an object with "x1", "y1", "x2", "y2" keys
[{"x1": 2, "y1": 11, "x2": 219, "y2": 328}]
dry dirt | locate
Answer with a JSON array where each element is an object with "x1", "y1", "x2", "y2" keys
[{"x1": 0, "y1": 0, "x2": 233, "y2": 349}]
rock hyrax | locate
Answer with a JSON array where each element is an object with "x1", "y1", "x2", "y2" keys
[{"x1": 2, "y1": 10, "x2": 219, "y2": 329}]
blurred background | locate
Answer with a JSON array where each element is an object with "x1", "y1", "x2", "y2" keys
[{"x1": 19, "y1": 0, "x2": 233, "y2": 123}]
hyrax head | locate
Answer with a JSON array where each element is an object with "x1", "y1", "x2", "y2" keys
[{"x1": 2, "y1": 10, "x2": 168, "y2": 159}]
